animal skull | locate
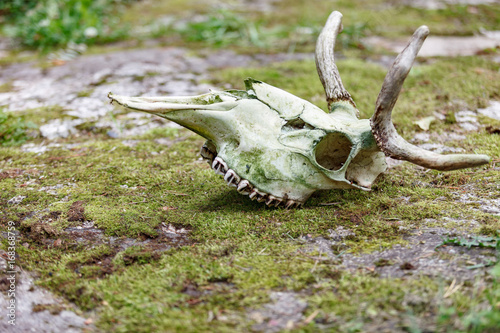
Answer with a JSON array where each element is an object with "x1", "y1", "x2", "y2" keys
[{"x1": 109, "y1": 11, "x2": 490, "y2": 208}]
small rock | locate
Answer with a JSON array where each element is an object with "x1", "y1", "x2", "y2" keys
[
  {"x1": 477, "y1": 101, "x2": 500, "y2": 121},
  {"x1": 417, "y1": 143, "x2": 465, "y2": 154},
  {"x1": 455, "y1": 110, "x2": 478, "y2": 123},
  {"x1": 39, "y1": 119, "x2": 83, "y2": 140},
  {"x1": 121, "y1": 140, "x2": 140, "y2": 147},
  {"x1": 404, "y1": 0, "x2": 499, "y2": 10},
  {"x1": 107, "y1": 130, "x2": 120, "y2": 138},
  {"x1": 412, "y1": 132, "x2": 431, "y2": 142},
  {"x1": 328, "y1": 226, "x2": 355, "y2": 241},
  {"x1": 7, "y1": 195, "x2": 26, "y2": 205},
  {"x1": 249, "y1": 292, "x2": 307, "y2": 333}
]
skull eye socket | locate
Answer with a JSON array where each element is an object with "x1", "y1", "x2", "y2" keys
[{"x1": 315, "y1": 132, "x2": 352, "y2": 171}]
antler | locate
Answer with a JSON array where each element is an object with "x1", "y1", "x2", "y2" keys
[
  {"x1": 370, "y1": 26, "x2": 490, "y2": 171},
  {"x1": 315, "y1": 11, "x2": 356, "y2": 109}
]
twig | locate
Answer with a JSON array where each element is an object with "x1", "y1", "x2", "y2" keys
[
  {"x1": 257, "y1": 247, "x2": 268, "y2": 255},
  {"x1": 129, "y1": 199, "x2": 147, "y2": 205},
  {"x1": 164, "y1": 190, "x2": 188, "y2": 196},
  {"x1": 319, "y1": 202, "x2": 341, "y2": 206},
  {"x1": 303, "y1": 310, "x2": 320, "y2": 325},
  {"x1": 310, "y1": 249, "x2": 322, "y2": 272},
  {"x1": 48, "y1": 153, "x2": 87, "y2": 160},
  {"x1": 443, "y1": 279, "x2": 462, "y2": 298}
]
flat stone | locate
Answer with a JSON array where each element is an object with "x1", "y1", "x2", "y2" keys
[
  {"x1": 364, "y1": 34, "x2": 500, "y2": 57},
  {"x1": 404, "y1": 0, "x2": 499, "y2": 9},
  {"x1": 457, "y1": 192, "x2": 500, "y2": 216},
  {"x1": 39, "y1": 119, "x2": 84, "y2": 140},
  {"x1": 340, "y1": 228, "x2": 496, "y2": 280},
  {"x1": 477, "y1": 101, "x2": 500, "y2": 121},
  {"x1": 7, "y1": 195, "x2": 26, "y2": 205},
  {"x1": 0, "y1": 269, "x2": 91, "y2": 333},
  {"x1": 249, "y1": 292, "x2": 308, "y2": 333},
  {"x1": 417, "y1": 143, "x2": 465, "y2": 153}
]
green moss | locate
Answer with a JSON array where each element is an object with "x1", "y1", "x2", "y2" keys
[
  {"x1": 0, "y1": 108, "x2": 38, "y2": 146},
  {"x1": 0, "y1": 81, "x2": 14, "y2": 93},
  {"x1": 16, "y1": 105, "x2": 68, "y2": 126},
  {"x1": 76, "y1": 89, "x2": 94, "y2": 98}
]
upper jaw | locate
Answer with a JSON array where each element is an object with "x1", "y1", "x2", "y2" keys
[
  {"x1": 108, "y1": 91, "x2": 242, "y2": 143},
  {"x1": 108, "y1": 92, "x2": 239, "y2": 114}
]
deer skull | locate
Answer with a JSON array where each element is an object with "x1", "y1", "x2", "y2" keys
[{"x1": 109, "y1": 11, "x2": 490, "y2": 208}]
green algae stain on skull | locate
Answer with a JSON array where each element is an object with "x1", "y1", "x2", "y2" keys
[{"x1": 108, "y1": 11, "x2": 489, "y2": 208}]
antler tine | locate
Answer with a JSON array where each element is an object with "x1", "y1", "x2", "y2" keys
[
  {"x1": 315, "y1": 11, "x2": 356, "y2": 109},
  {"x1": 370, "y1": 26, "x2": 490, "y2": 171},
  {"x1": 373, "y1": 26, "x2": 429, "y2": 122}
]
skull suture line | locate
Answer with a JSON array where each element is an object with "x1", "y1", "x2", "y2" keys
[{"x1": 109, "y1": 11, "x2": 490, "y2": 208}]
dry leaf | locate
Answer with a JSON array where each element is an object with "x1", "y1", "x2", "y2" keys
[{"x1": 413, "y1": 116, "x2": 436, "y2": 131}]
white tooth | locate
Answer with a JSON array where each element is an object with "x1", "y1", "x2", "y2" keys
[
  {"x1": 249, "y1": 188, "x2": 266, "y2": 200},
  {"x1": 285, "y1": 200, "x2": 296, "y2": 209},
  {"x1": 256, "y1": 194, "x2": 266, "y2": 203},
  {"x1": 211, "y1": 158, "x2": 219, "y2": 170},
  {"x1": 266, "y1": 195, "x2": 276, "y2": 206},
  {"x1": 224, "y1": 169, "x2": 240, "y2": 187},
  {"x1": 237, "y1": 180, "x2": 248, "y2": 191},
  {"x1": 200, "y1": 145, "x2": 216, "y2": 161},
  {"x1": 219, "y1": 158, "x2": 228, "y2": 173},
  {"x1": 212, "y1": 157, "x2": 227, "y2": 176},
  {"x1": 237, "y1": 180, "x2": 252, "y2": 193},
  {"x1": 250, "y1": 189, "x2": 267, "y2": 203},
  {"x1": 249, "y1": 190, "x2": 258, "y2": 200},
  {"x1": 231, "y1": 172, "x2": 240, "y2": 185}
]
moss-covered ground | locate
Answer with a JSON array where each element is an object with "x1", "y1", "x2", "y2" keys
[{"x1": 1, "y1": 0, "x2": 500, "y2": 332}]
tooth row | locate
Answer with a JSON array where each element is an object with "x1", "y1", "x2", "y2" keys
[{"x1": 208, "y1": 155, "x2": 303, "y2": 209}]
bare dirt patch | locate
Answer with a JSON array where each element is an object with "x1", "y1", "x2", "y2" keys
[{"x1": 67, "y1": 201, "x2": 86, "y2": 222}]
